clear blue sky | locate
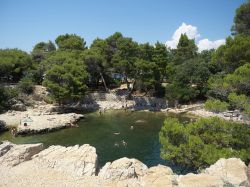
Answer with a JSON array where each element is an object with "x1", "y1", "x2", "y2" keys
[{"x1": 0, "y1": 0, "x2": 246, "y2": 52}]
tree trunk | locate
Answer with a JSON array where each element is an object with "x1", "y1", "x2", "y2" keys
[{"x1": 100, "y1": 72, "x2": 108, "y2": 92}]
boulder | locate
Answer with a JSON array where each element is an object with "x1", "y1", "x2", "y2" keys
[
  {"x1": 0, "y1": 141, "x2": 14, "y2": 157},
  {"x1": 0, "y1": 143, "x2": 43, "y2": 167},
  {"x1": 98, "y1": 157, "x2": 148, "y2": 181},
  {"x1": 205, "y1": 158, "x2": 249, "y2": 187},
  {"x1": 11, "y1": 101, "x2": 27, "y2": 111},
  {"x1": 141, "y1": 165, "x2": 176, "y2": 187},
  {"x1": 32, "y1": 144, "x2": 98, "y2": 177},
  {"x1": 178, "y1": 173, "x2": 224, "y2": 187},
  {"x1": 0, "y1": 120, "x2": 8, "y2": 132},
  {"x1": 247, "y1": 164, "x2": 250, "y2": 183}
]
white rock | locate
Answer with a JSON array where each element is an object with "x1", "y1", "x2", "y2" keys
[
  {"x1": 32, "y1": 144, "x2": 98, "y2": 177},
  {"x1": 141, "y1": 165, "x2": 176, "y2": 187},
  {"x1": 178, "y1": 173, "x2": 224, "y2": 187},
  {"x1": 0, "y1": 142, "x2": 43, "y2": 167},
  {"x1": 204, "y1": 158, "x2": 249, "y2": 186},
  {"x1": 98, "y1": 157, "x2": 148, "y2": 181},
  {"x1": 0, "y1": 141, "x2": 14, "y2": 156}
]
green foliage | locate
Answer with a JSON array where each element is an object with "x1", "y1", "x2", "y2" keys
[
  {"x1": 165, "y1": 83, "x2": 199, "y2": 104},
  {"x1": 228, "y1": 92, "x2": 248, "y2": 110},
  {"x1": 207, "y1": 73, "x2": 229, "y2": 101},
  {"x1": 174, "y1": 34, "x2": 198, "y2": 65},
  {"x1": 55, "y1": 34, "x2": 87, "y2": 51},
  {"x1": 224, "y1": 63, "x2": 250, "y2": 95},
  {"x1": 204, "y1": 99, "x2": 229, "y2": 113},
  {"x1": 152, "y1": 42, "x2": 170, "y2": 80},
  {"x1": 212, "y1": 35, "x2": 250, "y2": 73},
  {"x1": 0, "y1": 87, "x2": 18, "y2": 113},
  {"x1": 160, "y1": 117, "x2": 250, "y2": 170},
  {"x1": 231, "y1": 1, "x2": 250, "y2": 35},
  {"x1": 0, "y1": 49, "x2": 32, "y2": 82},
  {"x1": 18, "y1": 76, "x2": 35, "y2": 94},
  {"x1": 32, "y1": 41, "x2": 56, "y2": 63},
  {"x1": 43, "y1": 60, "x2": 88, "y2": 104}
]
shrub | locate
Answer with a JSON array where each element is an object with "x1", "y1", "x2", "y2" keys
[
  {"x1": 0, "y1": 87, "x2": 18, "y2": 113},
  {"x1": 18, "y1": 76, "x2": 35, "y2": 94},
  {"x1": 204, "y1": 99, "x2": 229, "y2": 113},
  {"x1": 159, "y1": 117, "x2": 250, "y2": 170},
  {"x1": 228, "y1": 92, "x2": 249, "y2": 110}
]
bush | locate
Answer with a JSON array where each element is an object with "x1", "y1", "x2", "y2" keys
[
  {"x1": 0, "y1": 87, "x2": 18, "y2": 113},
  {"x1": 204, "y1": 99, "x2": 229, "y2": 113},
  {"x1": 228, "y1": 92, "x2": 249, "y2": 110},
  {"x1": 159, "y1": 117, "x2": 250, "y2": 170},
  {"x1": 18, "y1": 76, "x2": 35, "y2": 94}
]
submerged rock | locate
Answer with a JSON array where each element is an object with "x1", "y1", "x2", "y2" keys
[{"x1": 32, "y1": 144, "x2": 98, "y2": 177}]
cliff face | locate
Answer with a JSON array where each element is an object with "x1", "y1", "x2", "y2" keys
[{"x1": 0, "y1": 141, "x2": 249, "y2": 187}]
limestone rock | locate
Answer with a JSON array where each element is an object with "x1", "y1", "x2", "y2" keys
[
  {"x1": 10, "y1": 100, "x2": 27, "y2": 111},
  {"x1": 0, "y1": 143, "x2": 43, "y2": 167},
  {"x1": 0, "y1": 141, "x2": 14, "y2": 157},
  {"x1": 32, "y1": 144, "x2": 98, "y2": 177},
  {"x1": 98, "y1": 157, "x2": 148, "y2": 181},
  {"x1": 205, "y1": 158, "x2": 249, "y2": 186},
  {"x1": 178, "y1": 173, "x2": 224, "y2": 187},
  {"x1": 141, "y1": 165, "x2": 176, "y2": 187}
]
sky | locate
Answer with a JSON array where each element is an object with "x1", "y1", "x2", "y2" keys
[{"x1": 0, "y1": 0, "x2": 246, "y2": 52}]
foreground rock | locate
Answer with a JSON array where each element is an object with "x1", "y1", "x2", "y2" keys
[
  {"x1": 99, "y1": 157, "x2": 148, "y2": 180},
  {"x1": 32, "y1": 144, "x2": 98, "y2": 177},
  {"x1": 0, "y1": 141, "x2": 249, "y2": 187},
  {"x1": 204, "y1": 158, "x2": 249, "y2": 186},
  {"x1": 0, "y1": 141, "x2": 43, "y2": 167}
]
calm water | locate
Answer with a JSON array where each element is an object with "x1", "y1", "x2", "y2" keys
[{"x1": 0, "y1": 110, "x2": 191, "y2": 173}]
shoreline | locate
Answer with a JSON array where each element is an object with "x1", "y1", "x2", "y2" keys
[{"x1": 0, "y1": 99, "x2": 249, "y2": 137}]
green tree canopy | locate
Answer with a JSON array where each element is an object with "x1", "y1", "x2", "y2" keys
[
  {"x1": 231, "y1": 1, "x2": 250, "y2": 35},
  {"x1": 160, "y1": 117, "x2": 250, "y2": 170},
  {"x1": 212, "y1": 35, "x2": 250, "y2": 73},
  {"x1": 43, "y1": 59, "x2": 88, "y2": 104},
  {"x1": 0, "y1": 49, "x2": 32, "y2": 82},
  {"x1": 32, "y1": 41, "x2": 56, "y2": 63},
  {"x1": 55, "y1": 34, "x2": 87, "y2": 51},
  {"x1": 174, "y1": 34, "x2": 198, "y2": 65}
]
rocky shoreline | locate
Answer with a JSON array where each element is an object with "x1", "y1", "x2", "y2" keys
[
  {"x1": 0, "y1": 141, "x2": 249, "y2": 187},
  {"x1": 0, "y1": 87, "x2": 249, "y2": 136}
]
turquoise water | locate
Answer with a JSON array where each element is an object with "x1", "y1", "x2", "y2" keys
[{"x1": 0, "y1": 110, "x2": 191, "y2": 172}]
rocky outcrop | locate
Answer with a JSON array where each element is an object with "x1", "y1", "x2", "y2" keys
[
  {"x1": 9, "y1": 99, "x2": 27, "y2": 111},
  {"x1": 0, "y1": 142, "x2": 249, "y2": 187},
  {"x1": 204, "y1": 158, "x2": 250, "y2": 187},
  {"x1": 178, "y1": 173, "x2": 224, "y2": 187},
  {"x1": 98, "y1": 157, "x2": 148, "y2": 180},
  {"x1": 32, "y1": 144, "x2": 98, "y2": 177},
  {"x1": 0, "y1": 141, "x2": 13, "y2": 156},
  {"x1": 0, "y1": 141, "x2": 43, "y2": 167},
  {"x1": 140, "y1": 165, "x2": 177, "y2": 187},
  {"x1": 0, "y1": 111, "x2": 84, "y2": 135}
]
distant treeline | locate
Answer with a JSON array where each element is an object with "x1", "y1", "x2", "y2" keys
[{"x1": 0, "y1": 1, "x2": 250, "y2": 113}]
